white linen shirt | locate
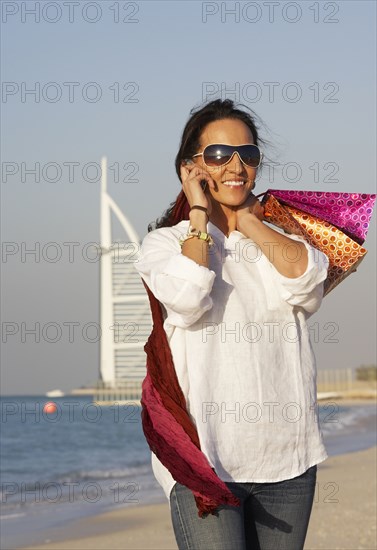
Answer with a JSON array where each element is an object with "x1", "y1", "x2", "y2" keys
[{"x1": 134, "y1": 219, "x2": 329, "y2": 502}]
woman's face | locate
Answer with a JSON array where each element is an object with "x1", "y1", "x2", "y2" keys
[{"x1": 193, "y1": 118, "x2": 259, "y2": 207}]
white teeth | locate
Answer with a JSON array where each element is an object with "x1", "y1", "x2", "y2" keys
[{"x1": 223, "y1": 180, "x2": 245, "y2": 186}]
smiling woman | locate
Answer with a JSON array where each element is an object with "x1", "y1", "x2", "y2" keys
[{"x1": 134, "y1": 99, "x2": 330, "y2": 550}]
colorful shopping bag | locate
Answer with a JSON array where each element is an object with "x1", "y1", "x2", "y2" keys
[{"x1": 256, "y1": 191, "x2": 376, "y2": 295}]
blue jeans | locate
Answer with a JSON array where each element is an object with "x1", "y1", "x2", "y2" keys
[{"x1": 169, "y1": 465, "x2": 317, "y2": 550}]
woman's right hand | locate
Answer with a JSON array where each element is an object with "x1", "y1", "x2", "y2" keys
[{"x1": 180, "y1": 161, "x2": 215, "y2": 216}]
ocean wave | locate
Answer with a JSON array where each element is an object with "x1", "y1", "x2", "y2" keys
[
  {"x1": 58, "y1": 463, "x2": 153, "y2": 482},
  {"x1": 320, "y1": 403, "x2": 377, "y2": 436},
  {"x1": 0, "y1": 512, "x2": 26, "y2": 520}
]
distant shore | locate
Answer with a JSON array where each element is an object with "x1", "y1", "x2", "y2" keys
[
  {"x1": 2, "y1": 382, "x2": 376, "y2": 402},
  {"x1": 65, "y1": 386, "x2": 377, "y2": 405}
]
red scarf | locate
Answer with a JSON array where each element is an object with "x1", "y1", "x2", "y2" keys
[{"x1": 140, "y1": 190, "x2": 241, "y2": 518}]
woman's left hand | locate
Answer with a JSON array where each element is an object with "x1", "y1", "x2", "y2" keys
[{"x1": 236, "y1": 193, "x2": 265, "y2": 226}]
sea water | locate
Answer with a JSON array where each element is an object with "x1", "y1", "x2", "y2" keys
[{"x1": 1, "y1": 396, "x2": 376, "y2": 549}]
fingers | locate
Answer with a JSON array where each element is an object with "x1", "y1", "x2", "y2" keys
[
  {"x1": 180, "y1": 163, "x2": 215, "y2": 189},
  {"x1": 235, "y1": 194, "x2": 265, "y2": 222},
  {"x1": 255, "y1": 201, "x2": 265, "y2": 221}
]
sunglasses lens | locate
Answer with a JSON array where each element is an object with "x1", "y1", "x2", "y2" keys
[
  {"x1": 203, "y1": 145, "x2": 233, "y2": 166},
  {"x1": 203, "y1": 144, "x2": 261, "y2": 167},
  {"x1": 239, "y1": 145, "x2": 261, "y2": 168}
]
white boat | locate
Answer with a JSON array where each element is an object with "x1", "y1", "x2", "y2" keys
[
  {"x1": 317, "y1": 392, "x2": 340, "y2": 400},
  {"x1": 45, "y1": 389, "x2": 65, "y2": 397}
]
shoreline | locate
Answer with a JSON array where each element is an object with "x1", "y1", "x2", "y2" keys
[{"x1": 15, "y1": 444, "x2": 377, "y2": 550}]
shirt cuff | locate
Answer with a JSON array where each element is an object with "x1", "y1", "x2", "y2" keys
[{"x1": 269, "y1": 234, "x2": 329, "y2": 301}]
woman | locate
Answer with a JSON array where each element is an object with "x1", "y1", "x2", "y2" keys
[{"x1": 135, "y1": 99, "x2": 329, "y2": 550}]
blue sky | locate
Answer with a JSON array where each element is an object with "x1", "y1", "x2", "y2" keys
[{"x1": 1, "y1": 0, "x2": 376, "y2": 394}]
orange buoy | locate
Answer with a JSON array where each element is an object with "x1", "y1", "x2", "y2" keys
[{"x1": 43, "y1": 401, "x2": 57, "y2": 414}]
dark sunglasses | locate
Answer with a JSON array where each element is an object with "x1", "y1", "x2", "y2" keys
[{"x1": 192, "y1": 143, "x2": 263, "y2": 168}]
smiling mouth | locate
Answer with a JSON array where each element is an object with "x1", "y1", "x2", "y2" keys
[{"x1": 222, "y1": 180, "x2": 246, "y2": 187}]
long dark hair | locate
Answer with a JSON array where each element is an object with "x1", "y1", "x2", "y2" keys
[{"x1": 148, "y1": 99, "x2": 269, "y2": 232}]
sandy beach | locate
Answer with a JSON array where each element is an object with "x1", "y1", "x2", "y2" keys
[{"x1": 19, "y1": 443, "x2": 376, "y2": 550}]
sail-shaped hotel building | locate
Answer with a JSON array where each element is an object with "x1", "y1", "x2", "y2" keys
[{"x1": 96, "y1": 157, "x2": 151, "y2": 402}]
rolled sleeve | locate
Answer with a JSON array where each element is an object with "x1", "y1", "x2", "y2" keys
[
  {"x1": 268, "y1": 233, "x2": 329, "y2": 314},
  {"x1": 134, "y1": 227, "x2": 216, "y2": 328}
]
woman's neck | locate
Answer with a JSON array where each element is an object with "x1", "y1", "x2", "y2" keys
[{"x1": 208, "y1": 201, "x2": 238, "y2": 238}]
